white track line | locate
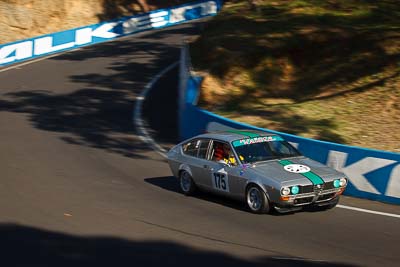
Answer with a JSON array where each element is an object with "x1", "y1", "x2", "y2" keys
[
  {"x1": 337, "y1": 204, "x2": 400, "y2": 219},
  {"x1": 133, "y1": 61, "x2": 179, "y2": 158},
  {"x1": 0, "y1": 53, "x2": 64, "y2": 73}
]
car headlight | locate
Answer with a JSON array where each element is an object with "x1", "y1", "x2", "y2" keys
[
  {"x1": 291, "y1": 186, "x2": 299, "y2": 195},
  {"x1": 281, "y1": 187, "x2": 290, "y2": 196},
  {"x1": 339, "y1": 178, "x2": 347, "y2": 187},
  {"x1": 333, "y1": 179, "x2": 341, "y2": 188}
]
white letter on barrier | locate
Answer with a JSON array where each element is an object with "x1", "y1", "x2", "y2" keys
[
  {"x1": 169, "y1": 6, "x2": 187, "y2": 23},
  {"x1": 75, "y1": 28, "x2": 93, "y2": 45},
  {"x1": 150, "y1": 11, "x2": 169, "y2": 28},
  {"x1": 385, "y1": 164, "x2": 400, "y2": 198},
  {"x1": 34, "y1": 36, "x2": 75, "y2": 55},
  {"x1": 169, "y1": 1, "x2": 217, "y2": 24},
  {"x1": 123, "y1": 17, "x2": 148, "y2": 34},
  {"x1": 123, "y1": 11, "x2": 168, "y2": 34},
  {"x1": 0, "y1": 41, "x2": 33, "y2": 65},
  {"x1": 200, "y1": 1, "x2": 218, "y2": 16},
  {"x1": 75, "y1": 23, "x2": 119, "y2": 45},
  {"x1": 327, "y1": 151, "x2": 395, "y2": 194}
]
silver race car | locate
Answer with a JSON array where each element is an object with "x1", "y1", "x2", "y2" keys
[{"x1": 167, "y1": 130, "x2": 348, "y2": 214}]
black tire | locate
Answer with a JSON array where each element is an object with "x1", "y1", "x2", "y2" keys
[
  {"x1": 179, "y1": 170, "x2": 196, "y2": 196},
  {"x1": 246, "y1": 185, "x2": 271, "y2": 214}
]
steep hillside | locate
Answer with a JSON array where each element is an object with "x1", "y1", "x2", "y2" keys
[{"x1": 191, "y1": 0, "x2": 400, "y2": 152}]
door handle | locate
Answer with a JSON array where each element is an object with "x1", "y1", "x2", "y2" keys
[{"x1": 203, "y1": 165, "x2": 214, "y2": 171}]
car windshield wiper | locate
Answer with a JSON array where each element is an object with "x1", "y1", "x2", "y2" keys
[
  {"x1": 278, "y1": 155, "x2": 301, "y2": 160},
  {"x1": 252, "y1": 157, "x2": 279, "y2": 165}
]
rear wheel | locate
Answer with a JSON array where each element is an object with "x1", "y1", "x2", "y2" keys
[
  {"x1": 179, "y1": 170, "x2": 196, "y2": 196},
  {"x1": 246, "y1": 185, "x2": 270, "y2": 214}
]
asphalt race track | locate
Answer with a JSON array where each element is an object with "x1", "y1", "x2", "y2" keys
[{"x1": 1, "y1": 22, "x2": 400, "y2": 267}]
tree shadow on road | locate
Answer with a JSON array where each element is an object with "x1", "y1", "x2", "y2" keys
[
  {"x1": 0, "y1": 89, "x2": 150, "y2": 159},
  {"x1": 145, "y1": 176, "x2": 250, "y2": 212},
  {"x1": 0, "y1": 24, "x2": 200, "y2": 159},
  {"x1": 0, "y1": 223, "x2": 356, "y2": 267}
]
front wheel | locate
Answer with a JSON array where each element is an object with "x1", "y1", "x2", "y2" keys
[
  {"x1": 179, "y1": 170, "x2": 196, "y2": 196},
  {"x1": 246, "y1": 185, "x2": 271, "y2": 214}
]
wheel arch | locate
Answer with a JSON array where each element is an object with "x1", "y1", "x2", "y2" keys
[
  {"x1": 245, "y1": 181, "x2": 271, "y2": 201},
  {"x1": 178, "y1": 164, "x2": 193, "y2": 178}
]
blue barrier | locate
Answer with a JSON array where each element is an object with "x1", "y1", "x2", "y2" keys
[
  {"x1": 180, "y1": 76, "x2": 400, "y2": 205},
  {"x1": 0, "y1": 0, "x2": 223, "y2": 67}
]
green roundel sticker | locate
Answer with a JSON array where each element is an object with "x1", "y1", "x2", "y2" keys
[{"x1": 279, "y1": 160, "x2": 324, "y2": 185}]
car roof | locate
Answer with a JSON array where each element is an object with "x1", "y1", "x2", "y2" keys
[{"x1": 190, "y1": 129, "x2": 282, "y2": 143}]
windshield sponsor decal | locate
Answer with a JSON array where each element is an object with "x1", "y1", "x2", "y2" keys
[
  {"x1": 232, "y1": 136, "x2": 284, "y2": 147},
  {"x1": 279, "y1": 160, "x2": 324, "y2": 185}
]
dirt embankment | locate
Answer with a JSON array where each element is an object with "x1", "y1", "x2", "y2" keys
[
  {"x1": 191, "y1": 0, "x2": 400, "y2": 152},
  {"x1": 0, "y1": 0, "x2": 188, "y2": 44}
]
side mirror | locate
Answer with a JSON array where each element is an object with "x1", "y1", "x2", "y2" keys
[{"x1": 219, "y1": 161, "x2": 231, "y2": 167}]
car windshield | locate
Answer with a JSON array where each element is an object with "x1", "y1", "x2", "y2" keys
[{"x1": 232, "y1": 136, "x2": 301, "y2": 164}]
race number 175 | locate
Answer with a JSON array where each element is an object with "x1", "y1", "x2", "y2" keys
[{"x1": 213, "y1": 172, "x2": 228, "y2": 191}]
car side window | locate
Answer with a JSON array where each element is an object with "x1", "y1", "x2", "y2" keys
[
  {"x1": 198, "y1": 139, "x2": 210, "y2": 159},
  {"x1": 182, "y1": 139, "x2": 200, "y2": 157},
  {"x1": 210, "y1": 140, "x2": 237, "y2": 166}
]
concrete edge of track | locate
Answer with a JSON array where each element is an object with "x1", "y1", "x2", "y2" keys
[{"x1": 133, "y1": 61, "x2": 179, "y2": 159}]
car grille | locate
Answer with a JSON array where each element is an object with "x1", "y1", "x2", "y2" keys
[
  {"x1": 300, "y1": 181, "x2": 335, "y2": 194},
  {"x1": 294, "y1": 197, "x2": 314, "y2": 205},
  {"x1": 299, "y1": 185, "x2": 314, "y2": 194},
  {"x1": 313, "y1": 184, "x2": 324, "y2": 192},
  {"x1": 324, "y1": 181, "x2": 335, "y2": 190}
]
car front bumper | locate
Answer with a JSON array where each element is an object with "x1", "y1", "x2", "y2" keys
[{"x1": 274, "y1": 187, "x2": 345, "y2": 208}]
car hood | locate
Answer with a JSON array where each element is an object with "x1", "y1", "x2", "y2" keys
[{"x1": 249, "y1": 157, "x2": 342, "y2": 184}]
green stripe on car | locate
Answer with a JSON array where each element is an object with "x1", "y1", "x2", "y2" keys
[
  {"x1": 227, "y1": 130, "x2": 260, "y2": 138},
  {"x1": 278, "y1": 160, "x2": 324, "y2": 185},
  {"x1": 302, "y1": 171, "x2": 324, "y2": 185},
  {"x1": 279, "y1": 159, "x2": 292, "y2": 166}
]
